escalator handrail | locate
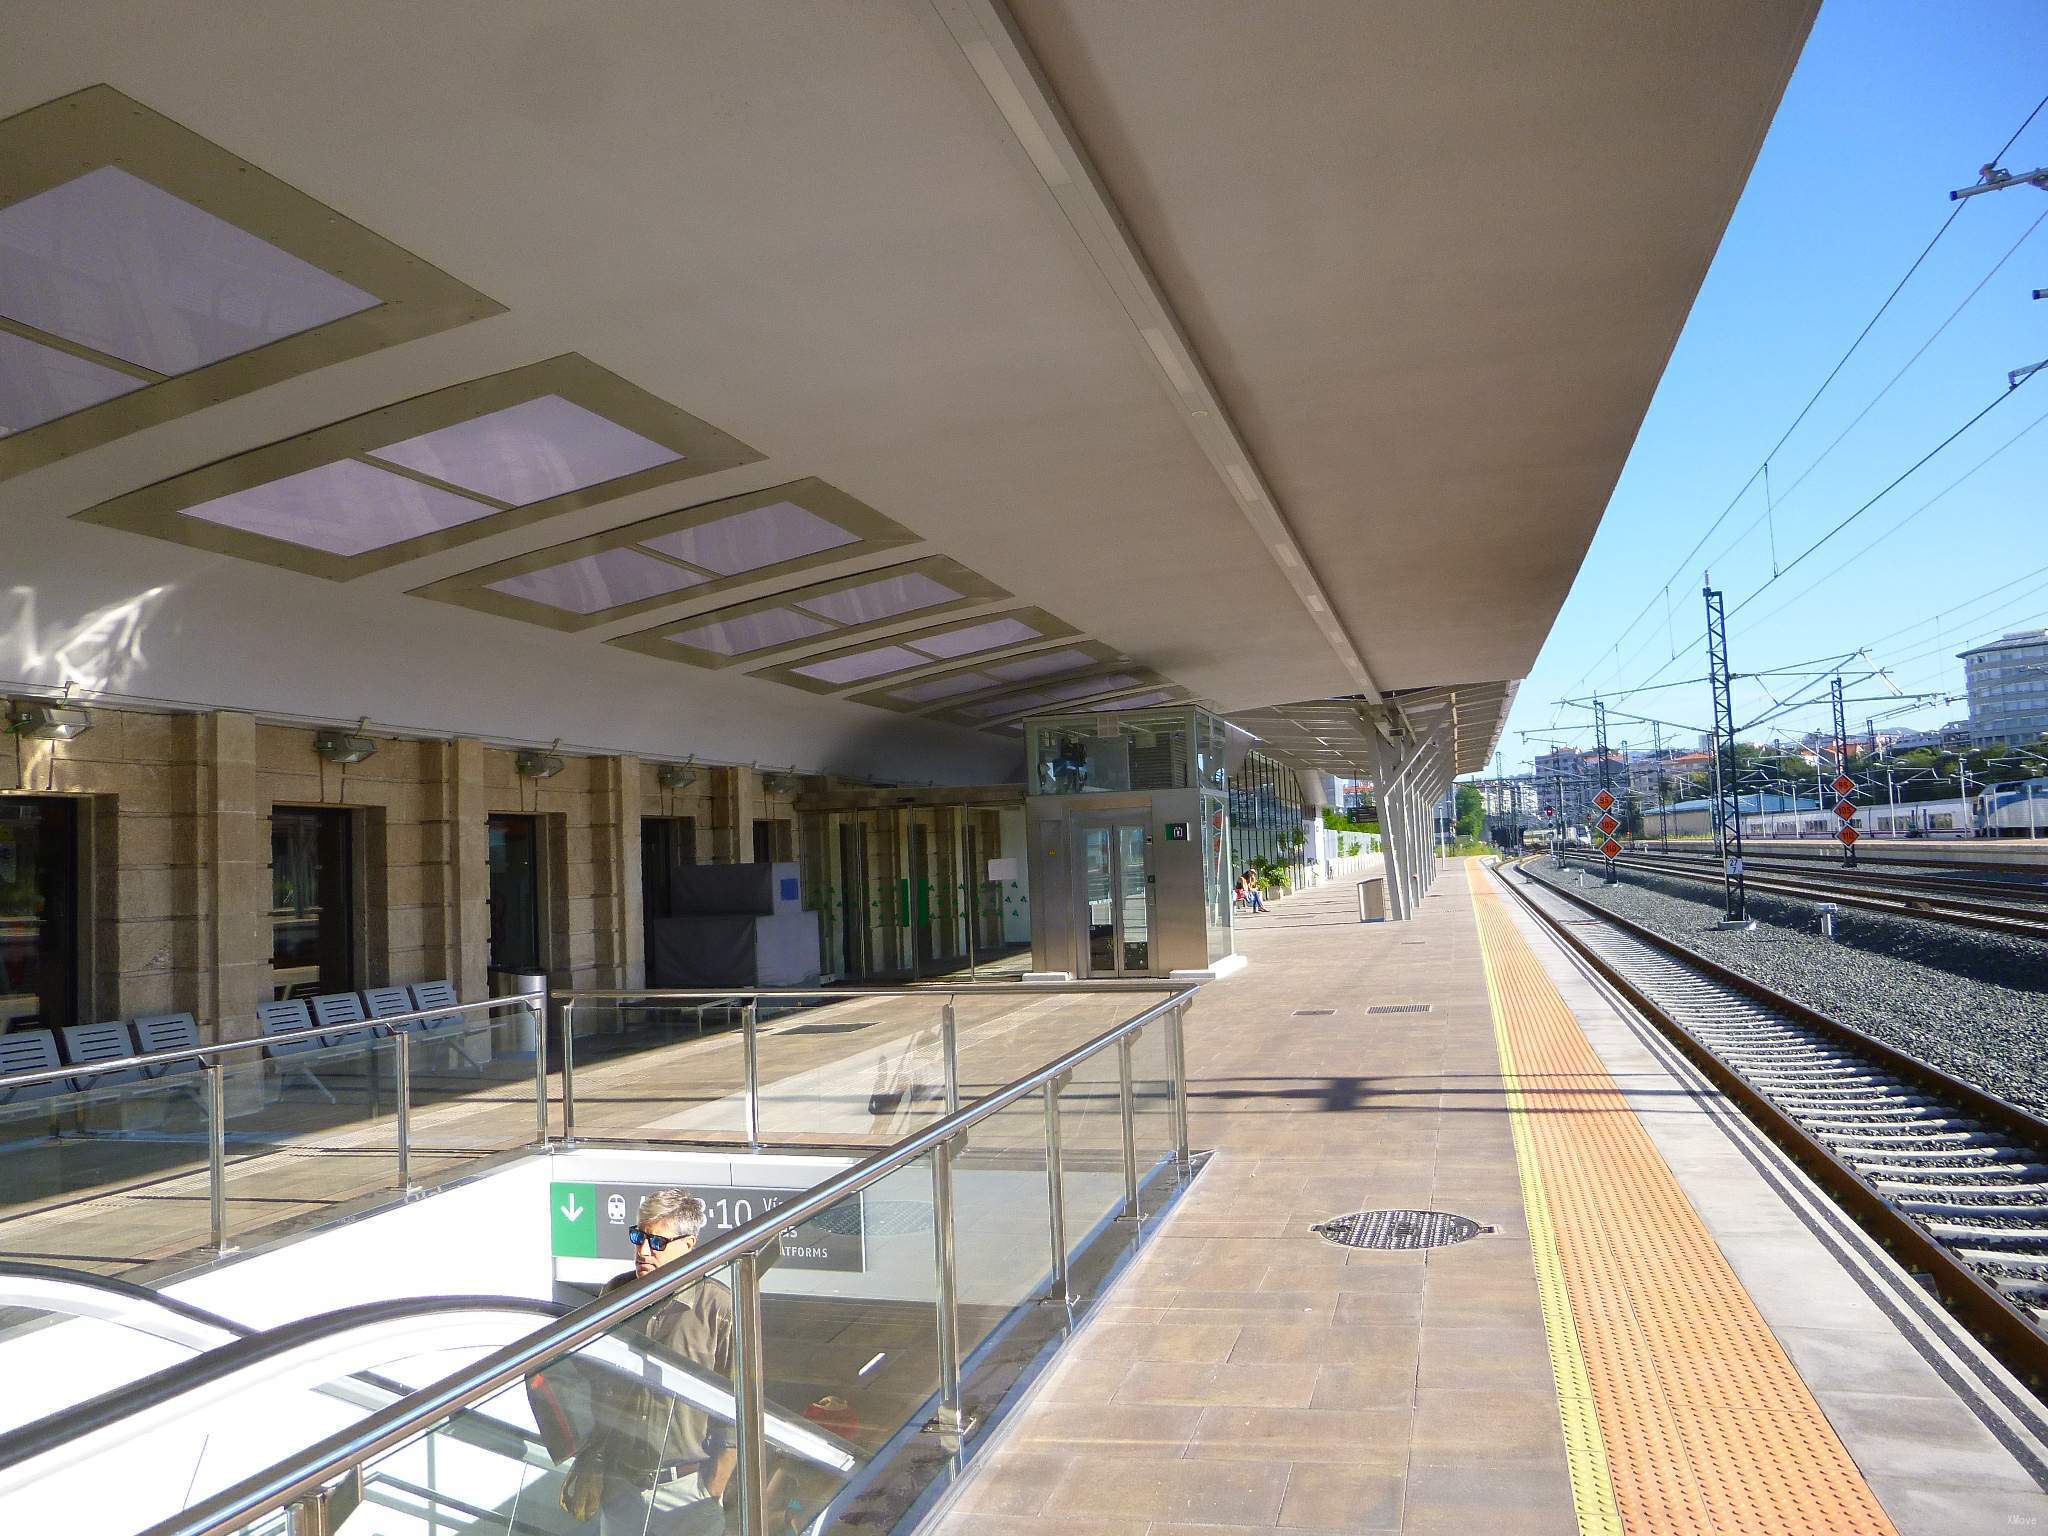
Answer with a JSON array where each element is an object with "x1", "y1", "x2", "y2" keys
[{"x1": 140, "y1": 984, "x2": 1194, "y2": 1536}]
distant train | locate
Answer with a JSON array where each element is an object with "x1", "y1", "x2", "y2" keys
[{"x1": 1719, "y1": 777, "x2": 2048, "y2": 841}]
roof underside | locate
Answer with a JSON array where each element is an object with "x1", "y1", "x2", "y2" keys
[{"x1": 0, "y1": 1, "x2": 1813, "y2": 777}]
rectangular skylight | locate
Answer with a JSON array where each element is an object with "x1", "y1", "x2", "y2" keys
[
  {"x1": 794, "y1": 572, "x2": 962, "y2": 625},
  {"x1": 367, "y1": 395, "x2": 680, "y2": 506},
  {"x1": 790, "y1": 645, "x2": 931, "y2": 686},
  {"x1": 178, "y1": 458, "x2": 500, "y2": 556},
  {"x1": 981, "y1": 645, "x2": 1096, "y2": 682},
  {"x1": 961, "y1": 673, "x2": 1140, "y2": 719},
  {"x1": 906, "y1": 617, "x2": 1042, "y2": 660},
  {"x1": 0, "y1": 329, "x2": 143, "y2": 434},
  {"x1": 485, "y1": 547, "x2": 704, "y2": 614},
  {"x1": 670, "y1": 607, "x2": 836, "y2": 656},
  {"x1": 0, "y1": 166, "x2": 378, "y2": 376},
  {"x1": 889, "y1": 672, "x2": 998, "y2": 704},
  {"x1": 642, "y1": 501, "x2": 860, "y2": 576}
]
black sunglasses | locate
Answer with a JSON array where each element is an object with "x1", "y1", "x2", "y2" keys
[{"x1": 629, "y1": 1227, "x2": 684, "y2": 1252}]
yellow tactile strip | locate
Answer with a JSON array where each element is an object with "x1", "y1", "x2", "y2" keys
[{"x1": 1468, "y1": 862, "x2": 1898, "y2": 1536}]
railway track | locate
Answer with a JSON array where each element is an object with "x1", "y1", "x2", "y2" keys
[
  {"x1": 1562, "y1": 847, "x2": 2048, "y2": 942},
  {"x1": 1498, "y1": 859, "x2": 2048, "y2": 1382},
  {"x1": 1622, "y1": 843, "x2": 2048, "y2": 905}
]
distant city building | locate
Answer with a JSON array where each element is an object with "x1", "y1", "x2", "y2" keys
[{"x1": 1962, "y1": 631, "x2": 2048, "y2": 747}]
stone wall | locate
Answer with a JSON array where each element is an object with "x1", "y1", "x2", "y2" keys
[{"x1": 1, "y1": 703, "x2": 801, "y2": 1042}]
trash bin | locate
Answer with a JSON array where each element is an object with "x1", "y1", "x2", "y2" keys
[
  {"x1": 1357, "y1": 880, "x2": 1387, "y2": 922},
  {"x1": 489, "y1": 970, "x2": 547, "y2": 1060}
]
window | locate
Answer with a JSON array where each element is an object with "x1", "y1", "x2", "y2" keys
[
  {"x1": 752, "y1": 819, "x2": 794, "y2": 863},
  {"x1": 487, "y1": 814, "x2": 544, "y2": 975},
  {"x1": 0, "y1": 797, "x2": 79, "y2": 1032},
  {"x1": 271, "y1": 807, "x2": 354, "y2": 997}
]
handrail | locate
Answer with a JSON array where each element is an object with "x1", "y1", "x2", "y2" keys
[
  {"x1": 137, "y1": 984, "x2": 1196, "y2": 1536},
  {"x1": 0, "y1": 995, "x2": 534, "y2": 1093},
  {"x1": 562, "y1": 982, "x2": 1186, "y2": 998}
]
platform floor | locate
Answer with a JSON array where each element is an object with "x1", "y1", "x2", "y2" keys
[{"x1": 928, "y1": 861, "x2": 2048, "y2": 1535}]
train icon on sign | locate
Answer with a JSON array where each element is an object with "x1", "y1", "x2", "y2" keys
[{"x1": 606, "y1": 1194, "x2": 627, "y2": 1225}]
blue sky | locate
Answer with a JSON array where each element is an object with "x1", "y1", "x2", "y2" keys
[{"x1": 1493, "y1": 0, "x2": 2048, "y2": 774}]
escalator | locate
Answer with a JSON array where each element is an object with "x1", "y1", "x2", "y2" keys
[{"x1": 0, "y1": 1264, "x2": 859, "y2": 1536}]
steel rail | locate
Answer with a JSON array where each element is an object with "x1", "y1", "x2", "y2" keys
[
  {"x1": 1497, "y1": 860, "x2": 2048, "y2": 1388},
  {"x1": 1621, "y1": 844, "x2": 2048, "y2": 904},
  {"x1": 1573, "y1": 850, "x2": 2048, "y2": 941},
  {"x1": 137, "y1": 983, "x2": 1196, "y2": 1536}
]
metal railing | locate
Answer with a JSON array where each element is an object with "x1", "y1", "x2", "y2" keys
[
  {"x1": 0, "y1": 996, "x2": 543, "y2": 1255},
  {"x1": 126, "y1": 981, "x2": 1196, "y2": 1536}
]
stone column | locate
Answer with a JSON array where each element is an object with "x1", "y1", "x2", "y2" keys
[
  {"x1": 440, "y1": 737, "x2": 491, "y2": 999},
  {"x1": 195, "y1": 711, "x2": 270, "y2": 1042},
  {"x1": 596, "y1": 754, "x2": 643, "y2": 988}
]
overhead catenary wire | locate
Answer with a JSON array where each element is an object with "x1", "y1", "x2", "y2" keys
[{"x1": 1567, "y1": 89, "x2": 2048, "y2": 702}]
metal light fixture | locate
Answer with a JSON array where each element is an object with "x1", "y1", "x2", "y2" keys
[
  {"x1": 6, "y1": 695, "x2": 94, "y2": 741},
  {"x1": 656, "y1": 758, "x2": 699, "y2": 790},
  {"x1": 760, "y1": 765, "x2": 798, "y2": 796},
  {"x1": 516, "y1": 739, "x2": 566, "y2": 780},
  {"x1": 314, "y1": 718, "x2": 378, "y2": 766}
]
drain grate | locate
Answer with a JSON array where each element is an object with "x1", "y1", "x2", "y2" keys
[
  {"x1": 1311, "y1": 1209, "x2": 1492, "y2": 1250},
  {"x1": 1366, "y1": 1003, "x2": 1431, "y2": 1015},
  {"x1": 813, "y1": 1198, "x2": 929, "y2": 1236},
  {"x1": 1292, "y1": 1008, "x2": 1336, "y2": 1016}
]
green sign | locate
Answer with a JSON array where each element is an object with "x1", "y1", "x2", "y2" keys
[
  {"x1": 550, "y1": 1181, "x2": 599, "y2": 1257},
  {"x1": 1164, "y1": 822, "x2": 1189, "y2": 841}
]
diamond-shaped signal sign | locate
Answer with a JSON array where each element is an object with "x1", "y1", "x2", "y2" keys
[
  {"x1": 1600, "y1": 838, "x2": 1623, "y2": 858},
  {"x1": 1592, "y1": 789, "x2": 1615, "y2": 811},
  {"x1": 1834, "y1": 800, "x2": 1856, "y2": 821},
  {"x1": 1597, "y1": 814, "x2": 1621, "y2": 836},
  {"x1": 1833, "y1": 774, "x2": 1855, "y2": 796},
  {"x1": 1837, "y1": 825, "x2": 1858, "y2": 846}
]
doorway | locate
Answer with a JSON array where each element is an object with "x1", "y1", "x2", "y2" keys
[
  {"x1": 270, "y1": 807, "x2": 354, "y2": 999},
  {"x1": 0, "y1": 796, "x2": 79, "y2": 1032},
  {"x1": 1076, "y1": 821, "x2": 1151, "y2": 977},
  {"x1": 487, "y1": 813, "x2": 544, "y2": 976}
]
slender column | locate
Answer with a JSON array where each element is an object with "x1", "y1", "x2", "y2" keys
[
  {"x1": 941, "y1": 996, "x2": 960, "y2": 1115},
  {"x1": 206, "y1": 1060, "x2": 231, "y2": 1255},
  {"x1": 395, "y1": 1030, "x2": 413, "y2": 1190},
  {"x1": 742, "y1": 999, "x2": 762, "y2": 1147},
  {"x1": 561, "y1": 999, "x2": 579, "y2": 1146},
  {"x1": 1166, "y1": 1001, "x2": 1192, "y2": 1171},
  {"x1": 930, "y1": 1140, "x2": 965, "y2": 1438},
  {"x1": 1044, "y1": 1082, "x2": 1069, "y2": 1301},
  {"x1": 532, "y1": 996, "x2": 550, "y2": 1146},
  {"x1": 1117, "y1": 1034, "x2": 1139, "y2": 1218},
  {"x1": 732, "y1": 1249, "x2": 769, "y2": 1536}
]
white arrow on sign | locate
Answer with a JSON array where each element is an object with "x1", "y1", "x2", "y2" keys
[{"x1": 560, "y1": 1193, "x2": 586, "y2": 1222}]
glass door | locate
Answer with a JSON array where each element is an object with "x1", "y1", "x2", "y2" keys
[
  {"x1": 487, "y1": 814, "x2": 542, "y2": 975},
  {"x1": 1077, "y1": 821, "x2": 1151, "y2": 977}
]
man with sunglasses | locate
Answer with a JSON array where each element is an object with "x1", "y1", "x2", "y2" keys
[{"x1": 563, "y1": 1189, "x2": 735, "y2": 1535}]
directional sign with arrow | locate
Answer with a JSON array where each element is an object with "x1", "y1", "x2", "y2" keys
[{"x1": 551, "y1": 1182, "x2": 598, "y2": 1257}]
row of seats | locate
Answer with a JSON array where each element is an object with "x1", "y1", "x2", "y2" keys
[
  {"x1": 0, "y1": 980, "x2": 485, "y2": 1107},
  {"x1": 256, "y1": 982, "x2": 486, "y2": 1102}
]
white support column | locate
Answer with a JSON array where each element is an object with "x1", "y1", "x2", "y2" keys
[{"x1": 1367, "y1": 728, "x2": 1411, "y2": 920}]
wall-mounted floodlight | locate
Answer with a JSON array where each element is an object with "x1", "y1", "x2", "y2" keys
[
  {"x1": 314, "y1": 718, "x2": 378, "y2": 766},
  {"x1": 656, "y1": 759, "x2": 699, "y2": 790},
  {"x1": 760, "y1": 766, "x2": 799, "y2": 796},
  {"x1": 516, "y1": 740, "x2": 567, "y2": 780},
  {"x1": 6, "y1": 697, "x2": 94, "y2": 741}
]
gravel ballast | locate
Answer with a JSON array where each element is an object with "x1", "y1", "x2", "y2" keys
[{"x1": 1523, "y1": 856, "x2": 2048, "y2": 1116}]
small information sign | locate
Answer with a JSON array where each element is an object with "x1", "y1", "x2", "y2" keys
[
  {"x1": 1597, "y1": 814, "x2": 1620, "y2": 837},
  {"x1": 1838, "y1": 825, "x2": 1859, "y2": 847},
  {"x1": 1834, "y1": 801, "x2": 1856, "y2": 821},
  {"x1": 1592, "y1": 789, "x2": 1615, "y2": 812},
  {"x1": 1833, "y1": 775, "x2": 1855, "y2": 797},
  {"x1": 1600, "y1": 838, "x2": 1623, "y2": 859}
]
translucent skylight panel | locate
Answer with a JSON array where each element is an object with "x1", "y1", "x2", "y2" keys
[
  {"x1": 1088, "y1": 691, "x2": 1174, "y2": 711},
  {"x1": 790, "y1": 646, "x2": 930, "y2": 686},
  {"x1": 670, "y1": 607, "x2": 835, "y2": 656},
  {"x1": 367, "y1": 395, "x2": 679, "y2": 506},
  {"x1": 0, "y1": 166, "x2": 378, "y2": 375},
  {"x1": 906, "y1": 617, "x2": 1041, "y2": 661},
  {"x1": 0, "y1": 329, "x2": 143, "y2": 434},
  {"x1": 962, "y1": 672, "x2": 1139, "y2": 719},
  {"x1": 178, "y1": 459, "x2": 499, "y2": 556},
  {"x1": 962, "y1": 690, "x2": 1050, "y2": 720},
  {"x1": 1040, "y1": 673, "x2": 1138, "y2": 705},
  {"x1": 889, "y1": 672, "x2": 998, "y2": 705},
  {"x1": 642, "y1": 502, "x2": 860, "y2": 576},
  {"x1": 485, "y1": 547, "x2": 704, "y2": 614},
  {"x1": 794, "y1": 572, "x2": 962, "y2": 625},
  {"x1": 981, "y1": 645, "x2": 1096, "y2": 682}
]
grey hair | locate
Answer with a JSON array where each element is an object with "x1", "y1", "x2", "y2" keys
[{"x1": 636, "y1": 1188, "x2": 708, "y2": 1238}]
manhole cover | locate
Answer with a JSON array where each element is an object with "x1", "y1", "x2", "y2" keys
[
  {"x1": 1292, "y1": 1008, "x2": 1335, "y2": 1016},
  {"x1": 1366, "y1": 1004, "x2": 1431, "y2": 1015},
  {"x1": 1310, "y1": 1209, "x2": 1493, "y2": 1250}
]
